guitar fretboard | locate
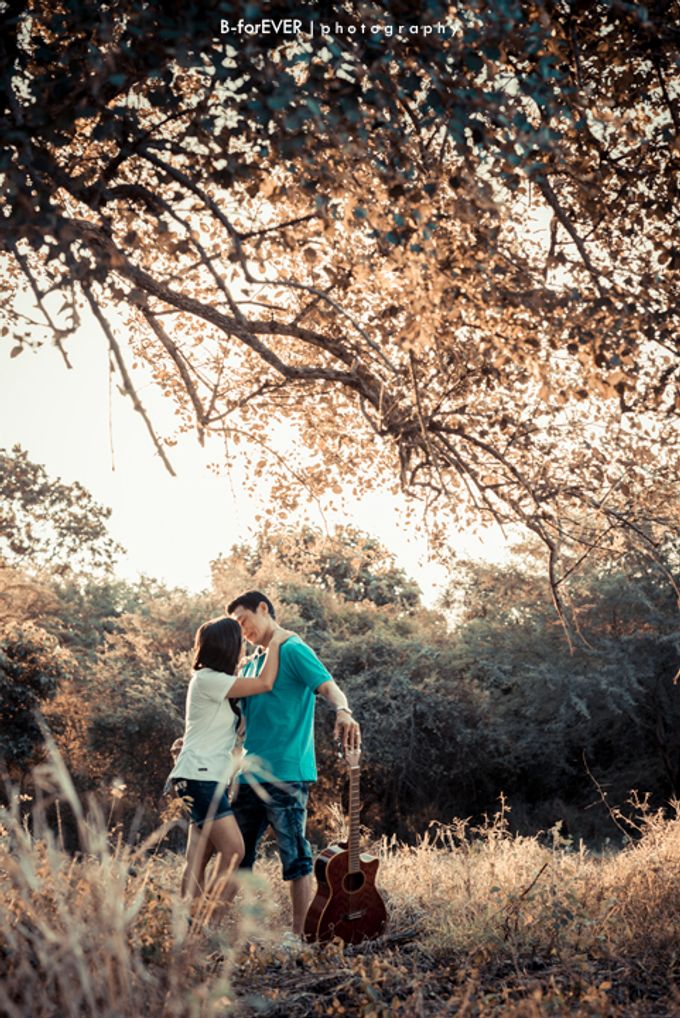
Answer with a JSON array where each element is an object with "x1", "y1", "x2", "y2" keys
[{"x1": 348, "y1": 765, "x2": 361, "y2": 874}]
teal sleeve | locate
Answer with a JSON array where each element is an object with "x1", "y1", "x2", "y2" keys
[{"x1": 285, "y1": 640, "x2": 332, "y2": 691}]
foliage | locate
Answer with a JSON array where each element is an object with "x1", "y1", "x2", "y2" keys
[
  {"x1": 0, "y1": 445, "x2": 122, "y2": 574},
  {"x1": 43, "y1": 574, "x2": 149, "y2": 660},
  {"x1": 1, "y1": 514, "x2": 678, "y2": 843},
  {"x1": 84, "y1": 641, "x2": 184, "y2": 806},
  {"x1": 443, "y1": 548, "x2": 680, "y2": 824},
  {"x1": 73, "y1": 582, "x2": 216, "y2": 809},
  {"x1": 278, "y1": 583, "x2": 489, "y2": 835},
  {"x1": 203, "y1": 526, "x2": 680, "y2": 841},
  {"x1": 0, "y1": 559, "x2": 216, "y2": 823},
  {"x1": 213, "y1": 533, "x2": 488, "y2": 833},
  {"x1": 0, "y1": 620, "x2": 76, "y2": 773},
  {"x1": 229, "y1": 524, "x2": 422, "y2": 607},
  {"x1": 234, "y1": 801, "x2": 680, "y2": 1015},
  {"x1": 0, "y1": 561, "x2": 63, "y2": 628},
  {"x1": 2, "y1": 1, "x2": 679, "y2": 630}
]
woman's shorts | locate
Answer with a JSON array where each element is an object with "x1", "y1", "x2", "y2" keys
[{"x1": 172, "y1": 778, "x2": 234, "y2": 827}]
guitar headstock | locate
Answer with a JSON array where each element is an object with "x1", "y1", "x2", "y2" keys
[{"x1": 344, "y1": 745, "x2": 361, "y2": 769}]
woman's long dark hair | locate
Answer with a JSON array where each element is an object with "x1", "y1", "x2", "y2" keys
[{"x1": 192, "y1": 616, "x2": 242, "y2": 728}]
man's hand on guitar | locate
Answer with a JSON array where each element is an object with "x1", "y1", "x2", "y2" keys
[{"x1": 334, "y1": 708, "x2": 361, "y2": 755}]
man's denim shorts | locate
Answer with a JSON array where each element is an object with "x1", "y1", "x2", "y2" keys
[
  {"x1": 232, "y1": 781, "x2": 313, "y2": 881},
  {"x1": 172, "y1": 778, "x2": 234, "y2": 827}
]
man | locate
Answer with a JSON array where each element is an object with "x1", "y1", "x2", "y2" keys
[{"x1": 227, "y1": 589, "x2": 360, "y2": 938}]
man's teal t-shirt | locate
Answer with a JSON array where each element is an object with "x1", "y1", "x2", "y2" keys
[{"x1": 238, "y1": 635, "x2": 331, "y2": 783}]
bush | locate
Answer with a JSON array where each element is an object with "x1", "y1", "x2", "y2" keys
[{"x1": 0, "y1": 621, "x2": 76, "y2": 775}]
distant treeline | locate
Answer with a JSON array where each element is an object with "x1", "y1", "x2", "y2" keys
[{"x1": 2, "y1": 512, "x2": 679, "y2": 849}]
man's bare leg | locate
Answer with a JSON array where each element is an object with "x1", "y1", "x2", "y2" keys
[{"x1": 290, "y1": 874, "x2": 313, "y2": 936}]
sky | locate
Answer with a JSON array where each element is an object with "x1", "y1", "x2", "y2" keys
[{"x1": 0, "y1": 305, "x2": 513, "y2": 606}]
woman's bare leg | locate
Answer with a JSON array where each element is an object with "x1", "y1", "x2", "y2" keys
[
  {"x1": 181, "y1": 823, "x2": 215, "y2": 900},
  {"x1": 204, "y1": 814, "x2": 245, "y2": 913}
]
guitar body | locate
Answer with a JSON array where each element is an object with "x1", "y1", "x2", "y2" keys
[{"x1": 304, "y1": 842, "x2": 387, "y2": 945}]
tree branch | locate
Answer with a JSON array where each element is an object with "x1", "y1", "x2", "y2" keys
[
  {"x1": 536, "y1": 176, "x2": 609, "y2": 297},
  {"x1": 139, "y1": 306, "x2": 207, "y2": 442},
  {"x1": 82, "y1": 286, "x2": 176, "y2": 476}
]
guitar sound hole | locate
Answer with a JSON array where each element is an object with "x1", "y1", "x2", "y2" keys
[{"x1": 342, "y1": 871, "x2": 365, "y2": 894}]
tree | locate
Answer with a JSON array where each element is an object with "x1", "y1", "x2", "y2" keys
[
  {"x1": 1, "y1": 1, "x2": 679, "y2": 630},
  {"x1": 0, "y1": 446, "x2": 123, "y2": 573},
  {"x1": 442, "y1": 547, "x2": 680, "y2": 828},
  {"x1": 0, "y1": 562, "x2": 62, "y2": 628},
  {"x1": 0, "y1": 621, "x2": 76, "y2": 774},
  {"x1": 227, "y1": 524, "x2": 422, "y2": 608}
]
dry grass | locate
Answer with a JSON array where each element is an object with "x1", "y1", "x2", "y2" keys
[{"x1": 3, "y1": 753, "x2": 680, "y2": 1017}]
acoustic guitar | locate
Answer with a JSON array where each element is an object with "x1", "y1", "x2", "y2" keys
[{"x1": 303, "y1": 746, "x2": 387, "y2": 945}]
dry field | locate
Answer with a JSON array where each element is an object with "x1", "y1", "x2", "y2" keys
[{"x1": 2, "y1": 753, "x2": 680, "y2": 1017}]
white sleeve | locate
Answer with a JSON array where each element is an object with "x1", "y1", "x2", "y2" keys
[{"x1": 196, "y1": 670, "x2": 236, "y2": 702}]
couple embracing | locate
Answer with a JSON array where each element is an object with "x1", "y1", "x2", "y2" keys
[{"x1": 168, "y1": 589, "x2": 360, "y2": 937}]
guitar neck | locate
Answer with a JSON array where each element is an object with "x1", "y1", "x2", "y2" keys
[{"x1": 348, "y1": 764, "x2": 361, "y2": 873}]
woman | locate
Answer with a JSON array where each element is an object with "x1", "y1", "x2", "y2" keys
[{"x1": 169, "y1": 615, "x2": 292, "y2": 914}]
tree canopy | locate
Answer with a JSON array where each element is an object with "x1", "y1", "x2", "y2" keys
[
  {"x1": 0, "y1": 445, "x2": 123, "y2": 573},
  {"x1": 0, "y1": 620, "x2": 76, "y2": 773},
  {"x1": 0, "y1": 445, "x2": 122, "y2": 573},
  {"x1": 225, "y1": 524, "x2": 422, "y2": 607},
  {"x1": 1, "y1": 0, "x2": 679, "y2": 629}
]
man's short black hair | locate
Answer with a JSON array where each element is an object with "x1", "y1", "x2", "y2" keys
[{"x1": 227, "y1": 590, "x2": 276, "y2": 619}]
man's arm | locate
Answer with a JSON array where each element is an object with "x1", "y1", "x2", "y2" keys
[
  {"x1": 229, "y1": 626, "x2": 293, "y2": 696},
  {"x1": 316, "y1": 679, "x2": 361, "y2": 753}
]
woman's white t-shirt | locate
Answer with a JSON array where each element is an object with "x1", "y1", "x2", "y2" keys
[{"x1": 168, "y1": 667, "x2": 238, "y2": 783}]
